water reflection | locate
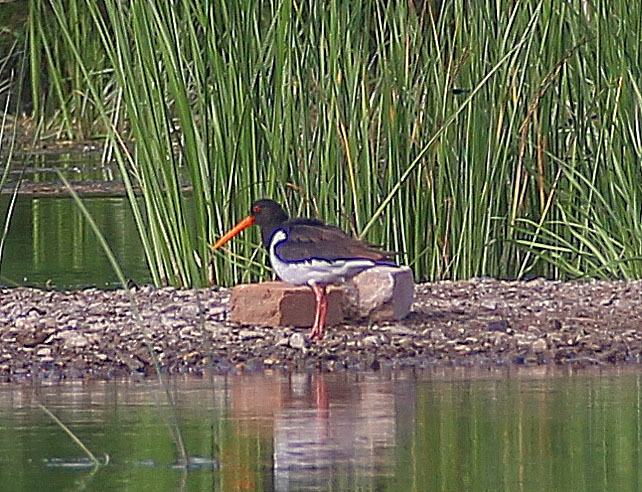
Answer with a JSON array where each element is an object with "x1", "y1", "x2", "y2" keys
[
  {"x1": 0, "y1": 152, "x2": 150, "y2": 289},
  {"x1": 0, "y1": 195, "x2": 151, "y2": 288},
  {"x1": 230, "y1": 373, "x2": 399, "y2": 490},
  {"x1": 0, "y1": 368, "x2": 641, "y2": 491}
]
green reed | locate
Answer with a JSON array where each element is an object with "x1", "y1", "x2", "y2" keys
[
  {"x1": 28, "y1": 0, "x2": 642, "y2": 285},
  {"x1": 0, "y1": 43, "x2": 24, "y2": 277}
]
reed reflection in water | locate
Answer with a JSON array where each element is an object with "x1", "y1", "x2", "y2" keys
[
  {"x1": 0, "y1": 368, "x2": 640, "y2": 491},
  {"x1": 0, "y1": 195, "x2": 151, "y2": 289}
]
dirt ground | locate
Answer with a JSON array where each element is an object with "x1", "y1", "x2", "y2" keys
[{"x1": 0, "y1": 278, "x2": 641, "y2": 382}]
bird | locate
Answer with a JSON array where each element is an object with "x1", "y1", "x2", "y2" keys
[{"x1": 212, "y1": 198, "x2": 396, "y2": 339}]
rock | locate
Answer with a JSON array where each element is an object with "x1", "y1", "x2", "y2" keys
[
  {"x1": 532, "y1": 338, "x2": 547, "y2": 353},
  {"x1": 289, "y1": 332, "x2": 306, "y2": 350},
  {"x1": 383, "y1": 324, "x2": 415, "y2": 335},
  {"x1": 480, "y1": 299, "x2": 498, "y2": 310},
  {"x1": 344, "y1": 266, "x2": 414, "y2": 321},
  {"x1": 63, "y1": 334, "x2": 89, "y2": 349},
  {"x1": 16, "y1": 329, "x2": 51, "y2": 347},
  {"x1": 239, "y1": 329, "x2": 264, "y2": 340},
  {"x1": 485, "y1": 320, "x2": 509, "y2": 332},
  {"x1": 362, "y1": 335, "x2": 380, "y2": 348},
  {"x1": 228, "y1": 282, "x2": 344, "y2": 327}
]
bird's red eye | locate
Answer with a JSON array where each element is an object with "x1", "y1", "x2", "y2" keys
[{"x1": 253, "y1": 205, "x2": 261, "y2": 213}]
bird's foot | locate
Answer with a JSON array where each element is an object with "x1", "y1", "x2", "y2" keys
[{"x1": 309, "y1": 326, "x2": 324, "y2": 341}]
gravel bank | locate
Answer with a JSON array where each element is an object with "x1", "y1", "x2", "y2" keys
[{"x1": 1, "y1": 278, "x2": 642, "y2": 382}]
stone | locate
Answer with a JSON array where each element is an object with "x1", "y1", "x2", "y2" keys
[
  {"x1": 362, "y1": 335, "x2": 381, "y2": 348},
  {"x1": 63, "y1": 334, "x2": 89, "y2": 349},
  {"x1": 532, "y1": 338, "x2": 547, "y2": 353},
  {"x1": 485, "y1": 320, "x2": 509, "y2": 332},
  {"x1": 288, "y1": 332, "x2": 306, "y2": 350},
  {"x1": 480, "y1": 299, "x2": 498, "y2": 310},
  {"x1": 239, "y1": 329, "x2": 264, "y2": 340},
  {"x1": 344, "y1": 266, "x2": 414, "y2": 321},
  {"x1": 228, "y1": 282, "x2": 344, "y2": 327}
]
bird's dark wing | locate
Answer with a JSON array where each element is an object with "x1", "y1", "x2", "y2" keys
[{"x1": 274, "y1": 218, "x2": 395, "y2": 263}]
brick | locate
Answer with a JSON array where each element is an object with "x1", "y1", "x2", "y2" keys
[{"x1": 228, "y1": 281, "x2": 344, "y2": 327}]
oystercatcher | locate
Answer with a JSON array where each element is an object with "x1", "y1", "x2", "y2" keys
[{"x1": 212, "y1": 199, "x2": 396, "y2": 339}]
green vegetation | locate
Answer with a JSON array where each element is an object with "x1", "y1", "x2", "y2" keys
[
  {"x1": 0, "y1": 26, "x2": 24, "y2": 278},
  {"x1": 22, "y1": 0, "x2": 642, "y2": 285}
]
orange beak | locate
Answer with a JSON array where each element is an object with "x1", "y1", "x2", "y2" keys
[{"x1": 211, "y1": 215, "x2": 256, "y2": 249}]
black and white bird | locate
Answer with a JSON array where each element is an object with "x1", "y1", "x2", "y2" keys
[{"x1": 212, "y1": 199, "x2": 396, "y2": 339}]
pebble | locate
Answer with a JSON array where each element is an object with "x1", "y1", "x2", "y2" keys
[
  {"x1": 289, "y1": 333, "x2": 306, "y2": 350},
  {"x1": 0, "y1": 279, "x2": 640, "y2": 381},
  {"x1": 532, "y1": 339, "x2": 547, "y2": 353},
  {"x1": 239, "y1": 330, "x2": 264, "y2": 340},
  {"x1": 362, "y1": 335, "x2": 380, "y2": 348},
  {"x1": 481, "y1": 300, "x2": 498, "y2": 310},
  {"x1": 64, "y1": 335, "x2": 89, "y2": 349}
]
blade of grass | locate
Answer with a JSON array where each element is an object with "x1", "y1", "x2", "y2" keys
[
  {"x1": 37, "y1": 403, "x2": 102, "y2": 467},
  {"x1": 56, "y1": 170, "x2": 189, "y2": 466}
]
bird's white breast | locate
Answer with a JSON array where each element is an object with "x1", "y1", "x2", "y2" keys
[{"x1": 268, "y1": 229, "x2": 376, "y2": 286}]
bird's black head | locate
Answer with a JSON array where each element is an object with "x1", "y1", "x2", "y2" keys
[{"x1": 250, "y1": 199, "x2": 289, "y2": 227}]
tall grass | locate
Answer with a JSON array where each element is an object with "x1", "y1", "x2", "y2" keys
[
  {"x1": 28, "y1": 0, "x2": 642, "y2": 285},
  {"x1": 0, "y1": 42, "x2": 24, "y2": 276}
]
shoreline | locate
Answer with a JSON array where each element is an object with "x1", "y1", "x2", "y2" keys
[{"x1": 1, "y1": 278, "x2": 641, "y2": 383}]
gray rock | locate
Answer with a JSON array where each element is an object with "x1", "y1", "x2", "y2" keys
[
  {"x1": 344, "y1": 266, "x2": 415, "y2": 321},
  {"x1": 362, "y1": 335, "x2": 381, "y2": 348},
  {"x1": 63, "y1": 334, "x2": 89, "y2": 349},
  {"x1": 289, "y1": 332, "x2": 306, "y2": 350},
  {"x1": 481, "y1": 299, "x2": 498, "y2": 310},
  {"x1": 239, "y1": 329, "x2": 264, "y2": 340}
]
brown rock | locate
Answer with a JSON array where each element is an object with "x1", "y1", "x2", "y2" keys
[
  {"x1": 228, "y1": 282, "x2": 344, "y2": 327},
  {"x1": 531, "y1": 338, "x2": 547, "y2": 353},
  {"x1": 344, "y1": 266, "x2": 415, "y2": 321}
]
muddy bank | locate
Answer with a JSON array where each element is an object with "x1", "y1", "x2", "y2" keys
[{"x1": 1, "y1": 278, "x2": 642, "y2": 382}]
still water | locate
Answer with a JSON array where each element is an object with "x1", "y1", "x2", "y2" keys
[
  {"x1": 0, "y1": 152, "x2": 151, "y2": 289},
  {"x1": 1, "y1": 368, "x2": 641, "y2": 492},
  {"x1": 0, "y1": 195, "x2": 151, "y2": 289}
]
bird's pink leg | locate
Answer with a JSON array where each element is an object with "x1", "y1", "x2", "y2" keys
[
  {"x1": 309, "y1": 284, "x2": 323, "y2": 338},
  {"x1": 316, "y1": 287, "x2": 329, "y2": 339},
  {"x1": 309, "y1": 284, "x2": 328, "y2": 340}
]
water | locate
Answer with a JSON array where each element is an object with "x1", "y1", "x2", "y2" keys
[
  {"x1": 0, "y1": 368, "x2": 641, "y2": 491},
  {"x1": 0, "y1": 152, "x2": 151, "y2": 289},
  {"x1": 0, "y1": 194, "x2": 151, "y2": 289}
]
